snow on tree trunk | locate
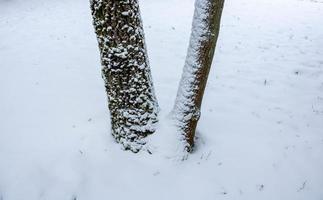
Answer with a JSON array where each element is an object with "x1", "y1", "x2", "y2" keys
[
  {"x1": 172, "y1": 0, "x2": 225, "y2": 152},
  {"x1": 90, "y1": 0, "x2": 159, "y2": 153}
]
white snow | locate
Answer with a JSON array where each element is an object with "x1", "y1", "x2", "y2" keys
[{"x1": 0, "y1": 0, "x2": 323, "y2": 199}]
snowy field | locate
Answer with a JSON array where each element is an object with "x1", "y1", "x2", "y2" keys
[{"x1": 1, "y1": 0, "x2": 323, "y2": 199}]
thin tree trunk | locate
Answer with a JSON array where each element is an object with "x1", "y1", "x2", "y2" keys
[
  {"x1": 90, "y1": 0, "x2": 159, "y2": 152},
  {"x1": 172, "y1": 0, "x2": 225, "y2": 151}
]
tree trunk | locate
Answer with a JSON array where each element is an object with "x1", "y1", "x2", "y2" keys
[
  {"x1": 172, "y1": 0, "x2": 225, "y2": 152},
  {"x1": 90, "y1": 0, "x2": 159, "y2": 152}
]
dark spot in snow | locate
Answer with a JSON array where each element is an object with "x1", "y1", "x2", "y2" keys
[
  {"x1": 88, "y1": 118, "x2": 92, "y2": 122},
  {"x1": 258, "y1": 184, "x2": 264, "y2": 191},
  {"x1": 147, "y1": 149, "x2": 152, "y2": 154},
  {"x1": 153, "y1": 171, "x2": 160, "y2": 176}
]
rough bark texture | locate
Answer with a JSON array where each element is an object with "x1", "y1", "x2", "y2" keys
[
  {"x1": 172, "y1": 0, "x2": 225, "y2": 152},
  {"x1": 90, "y1": 0, "x2": 159, "y2": 152}
]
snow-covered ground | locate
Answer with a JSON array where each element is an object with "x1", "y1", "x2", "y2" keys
[{"x1": 1, "y1": 0, "x2": 323, "y2": 199}]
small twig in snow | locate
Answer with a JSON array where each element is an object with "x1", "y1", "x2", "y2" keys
[
  {"x1": 297, "y1": 181, "x2": 307, "y2": 192},
  {"x1": 205, "y1": 150, "x2": 212, "y2": 160}
]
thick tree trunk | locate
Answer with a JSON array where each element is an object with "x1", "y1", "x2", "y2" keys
[
  {"x1": 172, "y1": 0, "x2": 225, "y2": 151},
  {"x1": 90, "y1": 0, "x2": 159, "y2": 152}
]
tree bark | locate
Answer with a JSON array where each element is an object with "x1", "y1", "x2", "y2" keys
[
  {"x1": 90, "y1": 0, "x2": 159, "y2": 152},
  {"x1": 172, "y1": 0, "x2": 225, "y2": 152}
]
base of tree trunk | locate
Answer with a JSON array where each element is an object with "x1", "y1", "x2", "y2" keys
[{"x1": 109, "y1": 107, "x2": 158, "y2": 153}]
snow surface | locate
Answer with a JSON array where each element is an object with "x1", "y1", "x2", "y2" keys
[{"x1": 1, "y1": 0, "x2": 323, "y2": 199}]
